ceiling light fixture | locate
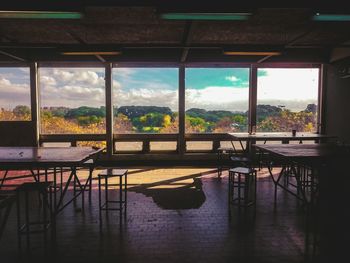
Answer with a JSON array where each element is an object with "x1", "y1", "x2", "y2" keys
[
  {"x1": 312, "y1": 13, "x2": 350, "y2": 21},
  {"x1": 223, "y1": 51, "x2": 282, "y2": 56},
  {"x1": 0, "y1": 10, "x2": 83, "y2": 19},
  {"x1": 161, "y1": 12, "x2": 251, "y2": 21},
  {"x1": 61, "y1": 51, "x2": 121, "y2": 56}
]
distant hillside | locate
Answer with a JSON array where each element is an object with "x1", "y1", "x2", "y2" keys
[
  {"x1": 116, "y1": 106, "x2": 173, "y2": 119},
  {"x1": 186, "y1": 108, "x2": 246, "y2": 122}
]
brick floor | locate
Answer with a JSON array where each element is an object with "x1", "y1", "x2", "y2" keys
[{"x1": 0, "y1": 168, "x2": 319, "y2": 263}]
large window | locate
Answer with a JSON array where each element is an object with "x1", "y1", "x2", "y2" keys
[
  {"x1": 0, "y1": 67, "x2": 31, "y2": 121},
  {"x1": 39, "y1": 67, "x2": 105, "y2": 134},
  {"x1": 256, "y1": 68, "x2": 319, "y2": 132},
  {"x1": 112, "y1": 67, "x2": 179, "y2": 134},
  {"x1": 185, "y1": 68, "x2": 249, "y2": 133}
]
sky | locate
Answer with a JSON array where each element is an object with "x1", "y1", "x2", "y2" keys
[{"x1": 0, "y1": 66, "x2": 319, "y2": 112}]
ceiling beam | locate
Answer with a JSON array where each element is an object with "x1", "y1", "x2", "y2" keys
[
  {"x1": 0, "y1": 50, "x2": 26, "y2": 61},
  {"x1": 257, "y1": 55, "x2": 274, "y2": 63},
  {"x1": 180, "y1": 21, "x2": 195, "y2": 63},
  {"x1": 65, "y1": 29, "x2": 105, "y2": 62},
  {"x1": 284, "y1": 27, "x2": 315, "y2": 48}
]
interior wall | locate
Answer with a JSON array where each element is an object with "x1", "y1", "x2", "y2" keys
[
  {"x1": 0, "y1": 121, "x2": 37, "y2": 146},
  {"x1": 324, "y1": 61, "x2": 350, "y2": 143}
]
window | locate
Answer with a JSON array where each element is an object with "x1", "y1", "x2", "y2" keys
[
  {"x1": 0, "y1": 67, "x2": 31, "y2": 121},
  {"x1": 39, "y1": 67, "x2": 105, "y2": 134},
  {"x1": 256, "y1": 68, "x2": 319, "y2": 132},
  {"x1": 112, "y1": 67, "x2": 179, "y2": 134},
  {"x1": 185, "y1": 68, "x2": 249, "y2": 133}
]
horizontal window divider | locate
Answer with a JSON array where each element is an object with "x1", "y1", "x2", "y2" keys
[
  {"x1": 113, "y1": 133, "x2": 178, "y2": 140},
  {"x1": 185, "y1": 133, "x2": 235, "y2": 140},
  {"x1": 40, "y1": 134, "x2": 106, "y2": 142}
]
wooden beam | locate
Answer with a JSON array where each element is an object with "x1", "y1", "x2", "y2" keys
[
  {"x1": 285, "y1": 27, "x2": 315, "y2": 48},
  {"x1": 0, "y1": 50, "x2": 26, "y2": 62},
  {"x1": 65, "y1": 30, "x2": 105, "y2": 62},
  {"x1": 257, "y1": 55, "x2": 274, "y2": 63},
  {"x1": 178, "y1": 65, "x2": 186, "y2": 154},
  {"x1": 249, "y1": 65, "x2": 257, "y2": 134},
  {"x1": 95, "y1": 54, "x2": 106, "y2": 62},
  {"x1": 105, "y1": 63, "x2": 113, "y2": 157},
  {"x1": 30, "y1": 62, "x2": 39, "y2": 146},
  {"x1": 180, "y1": 21, "x2": 195, "y2": 63}
]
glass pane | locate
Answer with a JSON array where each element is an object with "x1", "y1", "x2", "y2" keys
[
  {"x1": 256, "y1": 68, "x2": 319, "y2": 132},
  {"x1": 113, "y1": 68, "x2": 179, "y2": 134},
  {"x1": 185, "y1": 68, "x2": 249, "y2": 133},
  {"x1": 0, "y1": 67, "x2": 31, "y2": 121},
  {"x1": 39, "y1": 67, "x2": 105, "y2": 134}
]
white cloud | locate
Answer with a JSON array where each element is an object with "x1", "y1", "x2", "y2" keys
[
  {"x1": 257, "y1": 69, "x2": 319, "y2": 101},
  {"x1": 186, "y1": 86, "x2": 249, "y2": 111},
  {"x1": 41, "y1": 76, "x2": 57, "y2": 86},
  {"x1": 114, "y1": 88, "x2": 178, "y2": 110},
  {"x1": 0, "y1": 77, "x2": 31, "y2": 109},
  {"x1": 40, "y1": 68, "x2": 105, "y2": 108},
  {"x1": 225, "y1": 76, "x2": 239, "y2": 82}
]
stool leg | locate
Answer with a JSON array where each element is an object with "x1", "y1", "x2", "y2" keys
[
  {"x1": 124, "y1": 172, "x2": 127, "y2": 218},
  {"x1": 53, "y1": 167, "x2": 57, "y2": 212},
  {"x1": 60, "y1": 167, "x2": 63, "y2": 196},
  {"x1": 43, "y1": 189, "x2": 48, "y2": 251},
  {"x1": 16, "y1": 192, "x2": 22, "y2": 251},
  {"x1": 254, "y1": 171, "x2": 257, "y2": 209},
  {"x1": 244, "y1": 174, "x2": 248, "y2": 207},
  {"x1": 238, "y1": 173, "x2": 241, "y2": 207},
  {"x1": 105, "y1": 177, "x2": 108, "y2": 211},
  {"x1": 217, "y1": 152, "x2": 221, "y2": 177},
  {"x1": 98, "y1": 176, "x2": 102, "y2": 226},
  {"x1": 89, "y1": 167, "x2": 93, "y2": 202},
  {"x1": 119, "y1": 175, "x2": 122, "y2": 224},
  {"x1": 25, "y1": 191, "x2": 30, "y2": 251},
  {"x1": 228, "y1": 171, "x2": 232, "y2": 205}
]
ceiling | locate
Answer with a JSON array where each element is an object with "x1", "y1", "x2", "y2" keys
[{"x1": 1, "y1": 2, "x2": 350, "y2": 63}]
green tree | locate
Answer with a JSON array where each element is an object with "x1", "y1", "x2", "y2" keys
[{"x1": 13, "y1": 105, "x2": 30, "y2": 116}]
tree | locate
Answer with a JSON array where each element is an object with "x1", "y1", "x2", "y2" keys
[{"x1": 13, "y1": 105, "x2": 30, "y2": 116}]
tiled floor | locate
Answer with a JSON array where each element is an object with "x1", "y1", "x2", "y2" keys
[{"x1": 0, "y1": 168, "x2": 320, "y2": 263}]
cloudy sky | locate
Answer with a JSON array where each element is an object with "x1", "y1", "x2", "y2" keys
[{"x1": 0, "y1": 66, "x2": 318, "y2": 112}]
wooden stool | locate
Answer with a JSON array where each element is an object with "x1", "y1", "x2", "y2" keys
[
  {"x1": 16, "y1": 182, "x2": 54, "y2": 251},
  {"x1": 228, "y1": 167, "x2": 257, "y2": 208},
  {"x1": 98, "y1": 169, "x2": 128, "y2": 225},
  {"x1": 217, "y1": 147, "x2": 236, "y2": 177}
]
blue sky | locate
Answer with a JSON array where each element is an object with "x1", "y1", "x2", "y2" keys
[{"x1": 0, "y1": 67, "x2": 318, "y2": 112}]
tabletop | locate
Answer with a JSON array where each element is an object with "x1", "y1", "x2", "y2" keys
[
  {"x1": 0, "y1": 146, "x2": 103, "y2": 166},
  {"x1": 254, "y1": 144, "x2": 348, "y2": 159},
  {"x1": 228, "y1": 132, "x2": 336, "y2": 141}
]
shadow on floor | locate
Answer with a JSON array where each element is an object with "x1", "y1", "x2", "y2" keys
[
  {"x1": 128, "y1": 170, "x2": 210, "y2": 210},
  {"x1": 142, "y1": 178, "x2": 206, "y2": 209}
]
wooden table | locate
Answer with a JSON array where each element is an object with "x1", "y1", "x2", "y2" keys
[
  {"x1": 228, "y1": 132, "x2": 337, "y2": 153},
  {"x1": 0, "y1": 146, "x2": 103, "y2": 214},
  {"x1": 254, "y1": 144, "x2": 348, "y2": 204}
]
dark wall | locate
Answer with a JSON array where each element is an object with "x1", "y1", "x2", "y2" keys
[
  {"x1": 324, "y1": 62, "x2": 350, "y2": 143},
  {"x1": 0, "y1": 121, "x2": 37, "y2": 146}
]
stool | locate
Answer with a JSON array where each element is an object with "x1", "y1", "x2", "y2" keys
[
  {"x1": 230, "y1": 155, "x2": 251, "y2": 167},
  {"x1": 217, "y1": 147, "x2": 236, "y2": 177},
  {"x1": 98, "y1": 169, "x2": 127, "y2": 225},
  {"x1": 228, "y1": 167, "x2": 257, "y2": 208},
  {"x1": 16, "y1": 182, "x2": 54, "y2": 251}
]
